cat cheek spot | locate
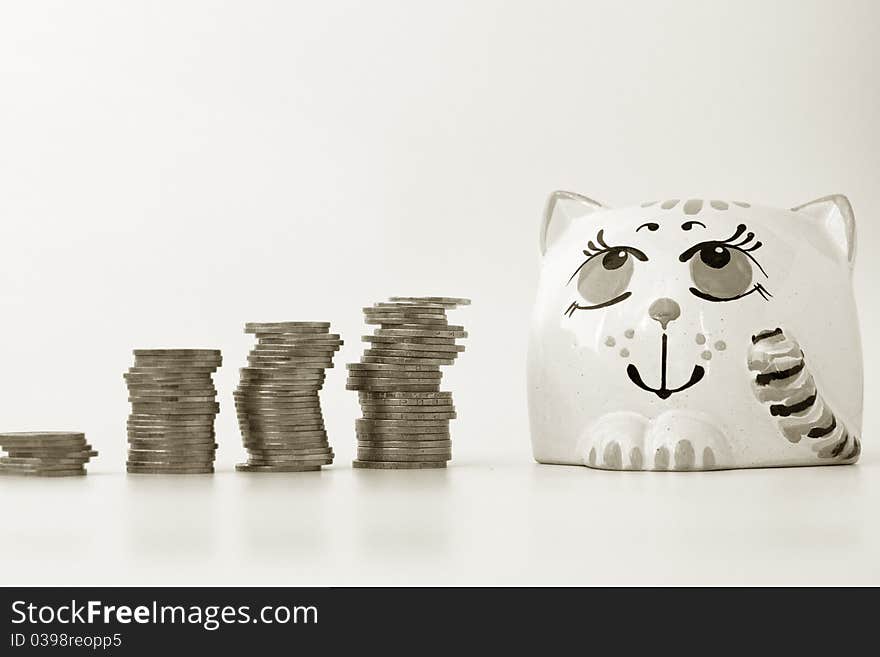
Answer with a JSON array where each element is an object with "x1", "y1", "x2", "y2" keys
[
  {"x1": 605, "y1": 336, "x2": 616, "y2": 347},
  {"x1": 619, "y1": 348, "x2": 630, "y2": 358},
  {"x1": 624, "y1": 329, "x2": 635, "y2": 339},
  {"x1": 695, "y1": 333, "x2": 706, "y2": 345},
  {"x1": 715, "y1": 340, "x2": 727, "y2": 351},
  {"x1": 701, "y1": 350, "x2": 713, "y2": 361}
]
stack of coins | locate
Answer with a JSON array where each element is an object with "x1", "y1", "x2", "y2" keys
[
  {"x1": 347, "y1": 296, "x2": 470, "y2": 469},
  {"x1": 124, "y1": 349, "x2": 222, "y2": 475},
  {"x1": 235, "y1": 322, "x2": 341, "y2": 473},
  {"x1": 0, "y1": 432, "x2": 97, "y2": 477}
]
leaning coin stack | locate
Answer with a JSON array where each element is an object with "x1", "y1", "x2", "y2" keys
[
  {"x1": 347, "y1": 296, "x2": 470, "y2": 469},
  {"x1": 125, "y1": 349, "x2": 222, "y2": 475},
  {"x1": 0, "y1": 432, "x2": 97, "y2": 477},
  {"x1": 235, "y1": 322, "x2": 341, "y2": 473}
]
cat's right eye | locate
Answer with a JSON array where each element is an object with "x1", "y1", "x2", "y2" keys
[
  {"x1": 679, "y1": 224, "x2": 771, "y2": 303},
  {"x1": 565, "y1": 230, "x2": 647, "y2": 316}
]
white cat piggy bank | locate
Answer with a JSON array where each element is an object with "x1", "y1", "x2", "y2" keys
[{"x1": 527, "y1": 193, "x2": 862, "y2": 471}]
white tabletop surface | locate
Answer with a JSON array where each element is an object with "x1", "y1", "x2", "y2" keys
[{"x1": 3, "y1": 448, "x2": 877, "y2": 587}]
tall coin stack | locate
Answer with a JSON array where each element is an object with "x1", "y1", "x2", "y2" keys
[
  {"x1": 125, "y1": 349, "x2": 222, "y2": 475},
  {"x1": 235, "y1": 322, "x2": 341, "y2": 473},
  {"x1": 347, "y1": 296, "x2": 470, "y2": 469},
  {"x1": 0, "y1": 432, "x2": 97, "y2": 477}
]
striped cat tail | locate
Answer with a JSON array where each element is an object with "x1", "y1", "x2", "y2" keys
[{"x1": 748, "y1": 328, "x2": 860, "y2": 464}]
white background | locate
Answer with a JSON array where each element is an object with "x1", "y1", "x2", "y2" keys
[{"x1": 0, "y1": 0, "x2": 878, "y2": 585}]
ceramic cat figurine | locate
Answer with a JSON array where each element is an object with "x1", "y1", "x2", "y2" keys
[{"x1": 527, "y1": 193, "x2": 862, "y2": 471}]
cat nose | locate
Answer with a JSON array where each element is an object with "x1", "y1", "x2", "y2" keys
[{"x1": 649, "y1": 297, "x2": 681, "y2": 330}]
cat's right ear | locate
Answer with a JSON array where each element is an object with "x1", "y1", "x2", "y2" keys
[{"x1": 540, "y1": 191, "x2": 605, "y2": 256}]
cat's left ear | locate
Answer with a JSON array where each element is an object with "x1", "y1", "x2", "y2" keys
[{"x1": 791, "y1": 194, "x2": 856, "y2": 266}]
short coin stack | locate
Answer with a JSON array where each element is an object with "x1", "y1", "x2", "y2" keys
[
  {"x1": 0, "y1": 432, "x2": 97, "y2": 477},
  {"x1": 235, "y1": 322, "x2": 341, "y2": 473},
  {"x1": 347, "y1": 296, "x2": 470, "y2": 469},
  {"x1": 125, "y1": 349, "x2": 222, "y2": 475}
]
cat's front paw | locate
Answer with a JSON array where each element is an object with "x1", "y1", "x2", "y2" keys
[{"x1": 579, "y1": 411, "x2": 731, "y2": 471}]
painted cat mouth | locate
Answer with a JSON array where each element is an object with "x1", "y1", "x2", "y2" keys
[{"x1": 626, "y1": 333, "x2": 705, "y2": 399}]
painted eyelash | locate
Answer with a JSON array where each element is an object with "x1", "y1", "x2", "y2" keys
[
  {"x1": 564, "y1": 292, "x2": 633, "y2": 317},
  {"x1": 721, "y1": 223, "x2": 763, "y2": 253},
  {"x1": 690, "y1": 282, "x2": 773, "y2": 303},
  {"x1": 584, "y1": 229, "x2": 611, "y2": 255},
  {"x1": 679, "y1": 223, "x2": 768, "y2": 277},
  {"x1": 567, "y1": 230, "x2": 648, "y2": 286}
]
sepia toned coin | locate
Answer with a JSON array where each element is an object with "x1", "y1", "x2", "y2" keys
[
  {"x1": 352, "y1": 460, "x2": 446, "y2": 470},
  {"x1": 388, "y1": 296, "x2": 471, "y2": 306},
  {"x1": 357, "y1": 439, "x2": 452, "y2": 449},
  {"x1": 236, "y1": 463, "x2": 322, "y2": 473},
  {"x1": 127, "y1": 465, "x2": 214, "y2": 475},
  {"x1": 360, "y1": 411, "x2": 456, "y2": 421},
  {"x1": 374, "y1": 327, "x2": 467, "y2": 338}
]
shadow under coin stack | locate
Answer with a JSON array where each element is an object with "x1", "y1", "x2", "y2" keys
[
  {"x1": 347, "y1": 296, "x2": 470, "y2": 469},
  {"x1": 0, "y1": 432, "x2": 97, "y2": 477},
  {"x1": 235, "y1": 322, "x2": 341, "y2": 473},
  {"x1": 125, "y1": 349, "x2": 222, "y2": 475}
]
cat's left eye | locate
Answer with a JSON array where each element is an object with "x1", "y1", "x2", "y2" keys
[{"x1": 679, "y1": 224, "x2": 771, "y2": 302}]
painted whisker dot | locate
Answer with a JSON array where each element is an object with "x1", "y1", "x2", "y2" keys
[
  {"x1": 714, "y1": 340, "x2": 727, "y2": 351},
  {"x1": 605, "y1": 336, "x2": 616, "y2": 347},
  {"x1": 619, "y1": 348, "x2": 630, "y2": 358},
  {"x1": 695, "y1": 333, "x2": 706, "y2": 345},
  {"x1": 701, "y1": 350, "x2": 713, "y2": 360},
  {"x1": 624, "y1": 329, "x2": 635, "y2": 339}
]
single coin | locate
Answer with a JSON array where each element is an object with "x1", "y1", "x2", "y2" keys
[
  {"x1": 347, "y1": 373, "x2": 442, "y2": 383},
  {"x1": 388, "y1": 296, "x2": 471, "y2": 306},
  {"x1": 131, "y1": 359, "x2": 221, "y2": 368},
  {"x1": 361, "y1": 355, "x2": 454, "y2": 366},
  {"x1": 242, "y1": 429, "x2": 327, "y2": 438},
  {"x1": 374, "y1": 327, "x2": 466, "y2": 338},
  {"x1": 0, "y1": 461, "x2": 89, "y2": 471},
  {"x1": 0, "y1": 468, "x2": 87, "y2": 477},
  {"x1": 358, "y1": 400, "x2": 455, "y2": 410},
  {"x1": 0, "y1": 431, "x2": 85, "y2": 441},
  {"x1": 357, "y1": 390, "x2": 452, "y2": 399},
  {"x1": 133, "y1": 349, "x2": 221, "y2": 356},
  {"x1": 243, "y1": 441, "x2": 330, "y2": 450},
  {"x1": 127, "y1": 421, "x2": 214, "y2": 430},
  {"x1": 356, "y1": 430, "x2": 450, "y2": 440},
  {"x1": 128, "y1": 393, "x2": 217, "y2": 404},
  {"x1": 347, "y1": 362, "x2": 441, "y2": 372},
  {"x1": 347, "y1": 384, "x2": 440, "y2": 392},
  {"x1": 352, "y1": 460, "x2": 446, "y2": 470},
  {"x1": 235, "y1": 463, "x2": 322, "y2": 473},
  {"x1": 362, "y1": 345, "x2": 463, "y2": 356},
  {"x1": 361, "y1": 412, "x2": 456, "y2": 421},
  {"x1": 251, "y1": 347, "x2": 340, "y2": 356},
  {"x1": 5, "y1": 449, "x2": 98, "y2": 460},
  {"x1": 357, "y1": 450, "x2": 450, "y2": 462},
  {"x1": 1, "y1": 456, "x2": 93, "y2": 466},
  {"x1": 363, "y1": 349, "x2": 456, "y2": 362},
  {"x1": 255, "y1": 332, "x2": 341, "y2": 341},
  {"x1": 125, "y1": 370, "x2": 217, "y2": 378},
  {"x1": 235, "y1": 405, "x2": 322, "y2": 414},
  {"x1": 234, "y1": 388, "x2": 319, "y2": 396},
  {"x1": 126, "y1": 457, "x2": 214, "y2": 466},
  {"x1": 346, "y1": 369, "x2": 442, "y2": 379},
  {"x1": 127, "y1": 466, "x2": 214, "y2": 475},
  {"x1": 363, "y1": 317, "x2": 450, "y2": 327},
  {"x1": 0, "y1": 467, "x2": 87, "y2": 476},
  {"x1": 246, "y1": 446, "x2": 333, "y2": 455},
  {"x1": 363, "y1": 335, "x2": 461, "y2": 347},
  {"x1": 127, "y1": 419, "x2": 216, "y2": 427},
  {"x1": 357, "y1": 439, "x2": 452, "y2": 448},
  {"x1": 245, "y1": 452, "x2": 333, "y2": 463},
  {"x1": 128, "y1": 442, "x2": 217, "y2": 451}
]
